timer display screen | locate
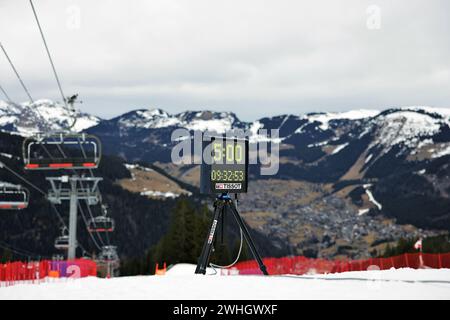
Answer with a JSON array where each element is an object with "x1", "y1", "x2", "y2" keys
[{"x1": 200, "y1": 137, "x2": 249, "y2": 194}]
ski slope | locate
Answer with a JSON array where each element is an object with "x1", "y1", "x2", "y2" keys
[{"x1": 1, "y1": 264, "x2": 449, "y2": 300}]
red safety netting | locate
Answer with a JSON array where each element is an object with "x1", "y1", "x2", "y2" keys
[
  {"x1": 234, "y1": 253, "x2": 450, "y2": 275},
  {"x1": 0, "y1": 259, "x2": 97, "y2": 287}
]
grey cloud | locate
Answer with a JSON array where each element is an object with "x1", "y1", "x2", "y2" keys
[{"x1": 0, "y1": 0, "x2": 448, "y2": 121}]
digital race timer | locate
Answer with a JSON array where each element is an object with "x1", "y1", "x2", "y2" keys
[{"x1": 200, "y1": 137, "x2": 249, "y2": 194}]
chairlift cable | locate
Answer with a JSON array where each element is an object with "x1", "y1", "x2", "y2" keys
[
  {"x1": 0, "y1": 242, "x2": 32, "y2": 259},
  {"x1": 0, "y1": 161, "x2": 68, "y2": 230},
  {"x1": 23, "y1": 134, "x2": 106, "y2": 251},
  {"x1": 14, "y1": 0, "x2": 108, "y2": 254},
  {"x1": 29, "y1": 0, "x2": 68, "y2": 111},
  {"x1": 50, "y1": 203, "x2": 68, "y2": 230},
  {"x1": 29, "y1": 0, "x2": 78, "y2": 129},
  {"x1": 0, "y1": 42, "x2": 34, "y2": 102},
  {"x1": 76, "y1": 137, "x2": 108, "y2": 245},
  {"x1": 2, "y1": 2, "x2": 103, "y2": 256},
  {"x1": 0, "y1": 83, "x2": 12, "y2": 102},
  {"x1": 0, "y1": 161, "x2": 45, "y2": 196},
  {"x1": 76, "y1": 179, "x2": 105, "y2": 246},
  {"x1": 0, "y1": 42, "x2": 54, "y2": 139},
  {"x1": 105, "y1": 231, "x2": 110, "y2": 245},
  {"x1": 86, "y1": 203, "x2": 106, "y2": 246},
  {"x1": 76, "y1": 137, "x2": 109, "y2": 246},
  {"x1": 78, "y1": 202, "x2": 102, "y2": 250},
  {"x1": 2, "y1": 136, "x2": 104, "y2": 258},
  {"x1": 50, "y1": 135, "x2": 69, "y2": 163},
  {"x1": 0, "y1": 240, "x2": 45, "y2": 260},
  {"x1": 0, "y1": 240, "x2": 39, "y2": 257}
]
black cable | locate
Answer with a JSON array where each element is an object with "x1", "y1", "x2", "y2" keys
[
  {"x1": 0, "y1": 240, "x2": 46, "y2": 260},
  {"x1": 76, "y1": 179, "x2": 105, "y2": 246},
  {"x1": 2, "y1": 148, "x2": 105, "y2": 258},
  {"x1": 0, "y1": 83, "x2": 12, "y2": 102},
  {"x1": 78, "y1": 201, "x2": 102, "y2": 250},
  {"x1": 76, "y1": 137, "x2": 108, "y2": 246},
  {"x1": 0, "y1": 161, "x2": 45, "y2": 195},
  {"x1": 0, "y1": 242, "x2": 32, "y2": 259},
  {"x1": 0, "y1": 41, "x2": 51, "y2": 133},
  {"x1": 3, "y1": 3, "x2": 108, "y2": 253},
  {"x1": 0, "y1": 240, "x2": 37, "y2": 256},
  {"x1": 0, "y1": 160, "x2": 68, "y2": 230},
  {"x1": 1, "y1": 17, "x2": 100, "y2": 255},
  {"x1": 50, "y1": 203, "x2": 68, "y2": 230},
  {"x1": 0, "y1": 42, "x2": 34, "y2": 102},
  {"x1": 29, "y1": 0, "x2": 68, "y2": 110}
]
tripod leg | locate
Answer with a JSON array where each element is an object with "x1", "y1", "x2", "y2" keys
[
  {"x1": 195, "y1": 202, "x2": 223, "y2": 274},
  {"x1": 227, "y1": 203, "x2": 269, "y2": 275}
]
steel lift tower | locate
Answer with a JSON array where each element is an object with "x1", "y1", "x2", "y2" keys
[{"x1": 47, "y1": 176, "x2": 102, "y2": 259}]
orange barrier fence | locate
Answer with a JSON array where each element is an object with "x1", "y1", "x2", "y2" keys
[
  {"x1": 0, "y1": 259, "x2": 97, "y2": 287},
  {"x1": 234, "y1": 253, "x2": 450, "y2": 275}
]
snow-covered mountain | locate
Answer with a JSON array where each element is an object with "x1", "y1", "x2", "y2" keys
[
  {"x1": 84, "y1": 109, "x2": 245, "y2": 162},
  {"x1": 2, "y1": 99, "x2": 448, "y2": 163},
  {"x1": 113, "y1": 108, "x2": 243, "y2": 134},
  {"x1": 0, "y1": 99, "x2": 100, "y2": 135},
  {"x1": 1, "y1": 103, "x2": 449, "y2": 258},
  {"x1": 83, "y1": 105, "x2": 450, "y2": 200},
  {"x1": 86, "y1": 105, "x2": 450, "y2": 234},
  {"x1": 3, "y1": 98, "x2": 448, "y2": 160}
]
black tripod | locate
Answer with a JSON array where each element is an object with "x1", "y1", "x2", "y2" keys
[{"x1": 195, "y1": 193, "x2": 269, "y2": 275}]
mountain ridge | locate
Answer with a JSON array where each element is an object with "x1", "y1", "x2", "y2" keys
[
  {"x1": 2, "y1": 98, "x2": 449, "y2": 138},
  {"x1": 1, "y1": 100, "x2": 449, "y2": 259}
]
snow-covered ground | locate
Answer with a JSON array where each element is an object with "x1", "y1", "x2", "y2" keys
[{"x1": 1, "y1": 264, "x2": 449, "y2": 300}]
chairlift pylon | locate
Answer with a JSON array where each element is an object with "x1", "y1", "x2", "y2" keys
[{"x1": 0, "y1": 182, "x2": 29, "y2": 210}]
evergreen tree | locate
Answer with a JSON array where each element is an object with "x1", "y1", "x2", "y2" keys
[
  {"x1": 153, "y1": 198, "x2": 209, "y2": 266},
  {"x1": 381, "y1": 235, "x2": 450, "y2": 257},
  {"x1": 0, "y1": 248, "x2": 12, "y2": 263},
  {"x1": 423, "y1": 235, "x2": 450, "y2": 253}
]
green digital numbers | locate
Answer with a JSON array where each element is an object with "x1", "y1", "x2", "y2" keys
[
  {"x1": 212, "y1": 142, "x2": 245, "y2": 164},
  {"x1": 211, "y1": 170, "x2": 245, "y2": 182}
]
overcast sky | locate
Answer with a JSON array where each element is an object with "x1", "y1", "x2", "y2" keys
[{"x1": 0, "y1": 0, "x2": 449, "y2": 120}]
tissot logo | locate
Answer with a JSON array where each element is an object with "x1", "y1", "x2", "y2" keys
[{"x1": 215, "y1": 183, "x2": 242, "y2": 190}]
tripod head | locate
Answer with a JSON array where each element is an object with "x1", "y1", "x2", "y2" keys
[{"x1": 216, "y1": 193, "x2": 232, "y2": 201}]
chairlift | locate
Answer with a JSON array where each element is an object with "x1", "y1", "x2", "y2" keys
[
  {"x1": 88, "y1": 205, "x2": 114, "y2": 232},
  {"x1": 98, "y1": 246, "x2": 118, "y2": 261},
  {"x1": 54, "y1": 228, "x2": 69, "y2": 250},
  {"x1": 97, "y1": 245, "x2": 120, "y2": 278},
  {"x1": 0, "y1": 182, "x2": 29, "y2": 210},
  {"x1": 52, "y1": 254, "x2": 64, "y2": 261},
  {"x1": 81, "y1": 250, "x2": 91, "y2": 259},
  {"x1": 88, "y1": 216, "x2": 115, "y2": 233},
  {"x1": 54, "y1": 236, "x2": 69, "y2": 250},
  {"x1": 23, "y1": 132, "x2": 102, "y2": 170}
]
